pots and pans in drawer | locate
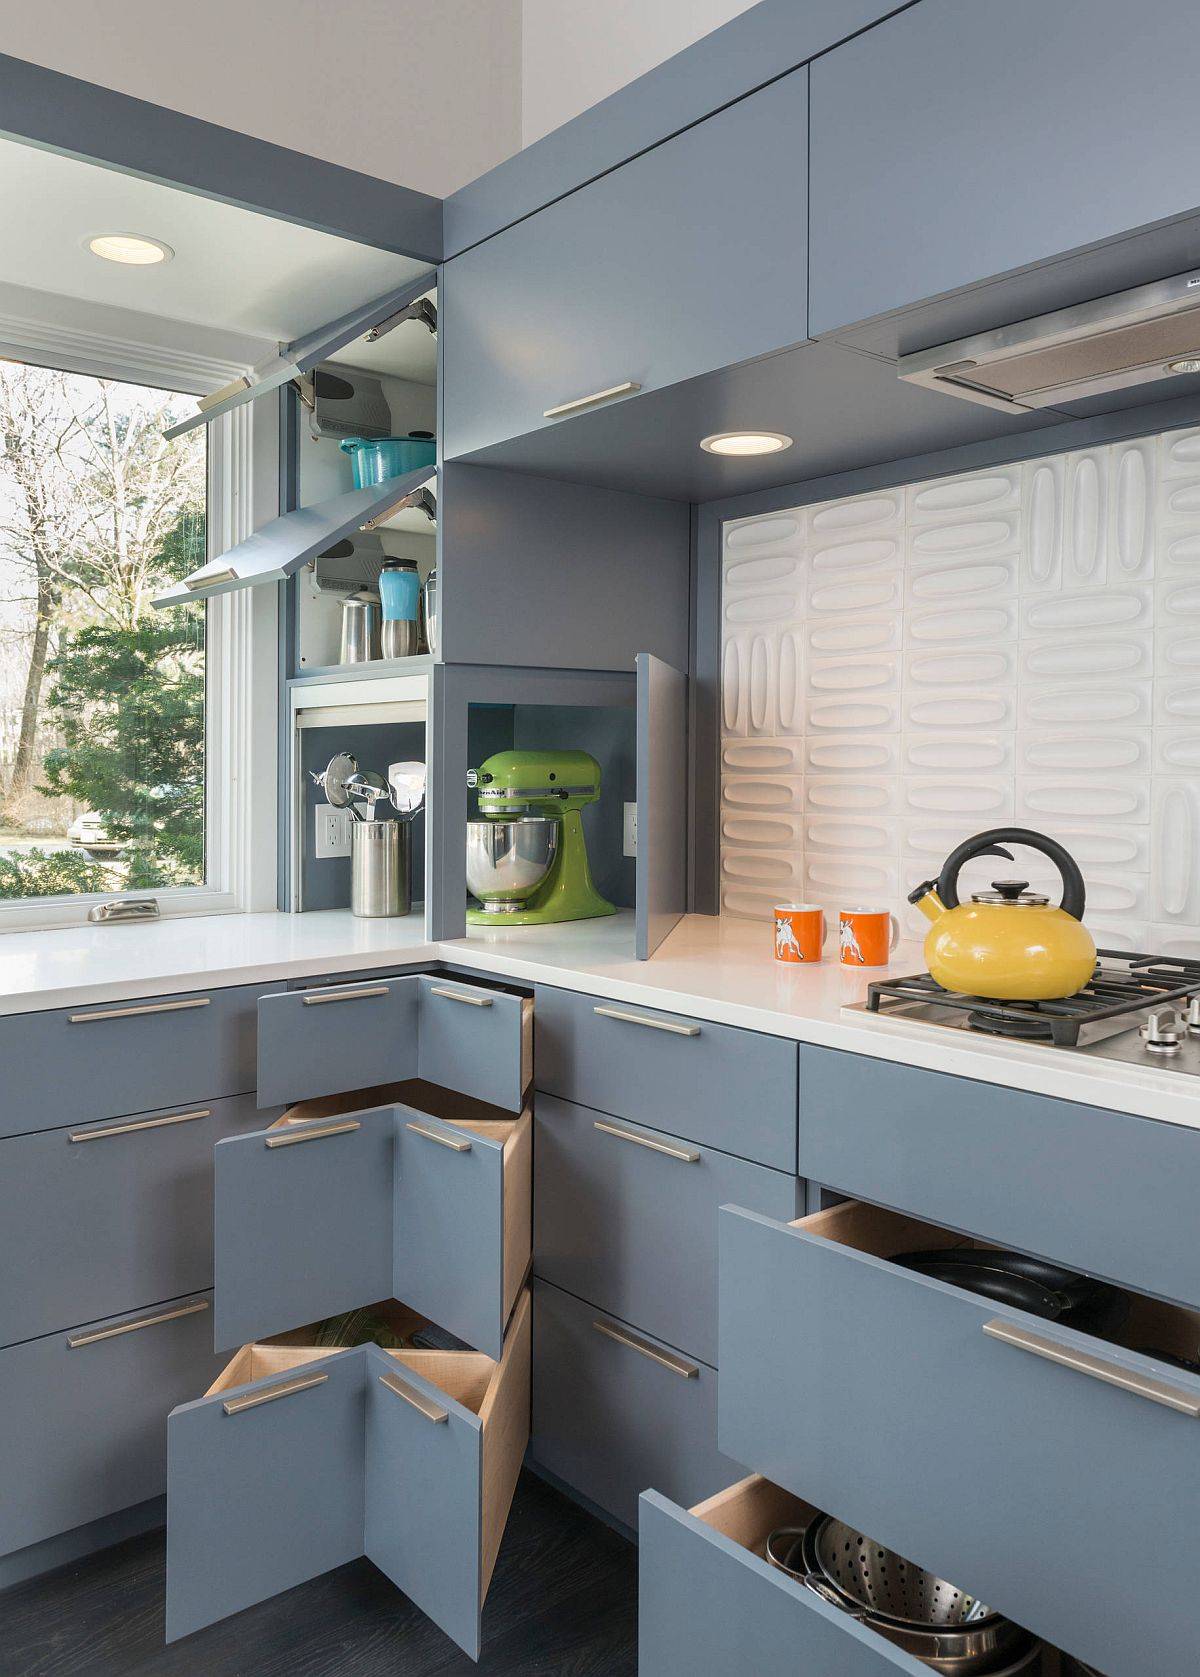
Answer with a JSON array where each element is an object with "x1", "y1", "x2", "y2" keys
[{"x1": 890, "y1": 1249, "x2": 1129, "y2": 1339}]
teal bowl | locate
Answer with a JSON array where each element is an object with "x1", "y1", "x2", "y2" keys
[{"x1": 340, "y1": 434, "x2": 436, "y2": 488}]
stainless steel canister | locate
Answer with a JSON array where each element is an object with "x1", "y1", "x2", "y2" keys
[
  {"x1": 351, "y1": 819, "x2": 410, "y2": 917},
  {"x1": 420, "y1": 567, "x2": 438, "y2": 655},
  {"x1": 339, "y1": 592, "x2": 381, "y2": 664}
]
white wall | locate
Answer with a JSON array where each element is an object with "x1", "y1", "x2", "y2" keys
[
  {"x1": 521, "y1": 0, "x2": 757, "y2": 145},
  {"x1": 0, "y1": 0, "x2": 523, "y2": 198}
]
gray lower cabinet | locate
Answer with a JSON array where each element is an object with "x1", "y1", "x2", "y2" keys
[
  {"x1": 799, "y1": 1045, "x2": 1200, "y2": 1311},
  {"x1": 530, "y1": 1280, "x2": 741, "y2": 1532},
  {"x1": 0, "y1": 984, "x2": 264, "y2": 1141},
  {"x1": 534, "y1": 1094, "x2": 800, "y2": 1366},
  {"x1": 415, "y1": 976, "x2": 532, "y2": 1112},
  {"x1": 808, "y1": 0, "x2": 1200, "y2": 335},
  {"x1": 718, "y1": 1199, "x2": 1200, "y2": 1677},
  {"x1": 0, "y1": 1095, "x2": 272, "y2": 1349},
  {"x1": 167, "y1": 1292, "x2": 531, "y2": 1659},
  {"x1": 534, "y1": 985, "x2": 798, "y2": 1173},
  {"x1": 441, "y1": 68, "x2": 808, "y2": 460},
  {"x1": 0, "y1": 1293, "x2": 222, "y2": 1558},
  {"x1": 639, "y1": 1478, "x2": 929, "y2": 1676}
]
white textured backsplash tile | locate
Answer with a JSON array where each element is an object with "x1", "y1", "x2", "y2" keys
[{"x1": 720, "y1": 427, "x2": 1200, "y2": 950}]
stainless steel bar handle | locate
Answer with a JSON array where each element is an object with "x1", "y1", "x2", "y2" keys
[
  {"x1": 68, "y1": 1298, "x2": 209, "y2": 1348},
  {"x1": 301, "y1": 985, "x2": 391, "y2": 1006},
  {"x1": 543, "y1": 380, "x2": 641, "y2": 419},
  {"x1": 69, "y1": 1108, "x2": 211, "y2": 1143},
  {"x1": 406, "y1": 1120, "x2": 471, "y2": 1153},
  {"x1": 429, "y1": 986, "x2": 493, "y2": 1007},
  {"x1": 265, "y1": 1120, "x2": 362, "y2": 1148},
  {"x1": 593, "y1": 1004, "x2": 700, "y2": 1038},
  {"x1": 68, "y1": 996, "x2": 211, "y2": 1024},
  {"x1": 379, "y1": 1369, "x2": 449, "y2": 1423},
  {"x1": 592, "y1": 1318, "x2": 699, "y2": 1379},
  {"x1": 223, "y1": 1370, "x2": 329, "y2": 1415},
  {"x1": 593, "y1": 1119, "x2": 699, "y2": 1164},
  {"x1": 983, "y1": 1319, "x2": 1200, "y2": 1417},
  {"x1": 184, "y1": 567, "x2": 238, "y2": 590}
]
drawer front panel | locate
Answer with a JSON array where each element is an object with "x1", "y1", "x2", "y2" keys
[
  {"x1": 534, "y1": 986, "x2": 798, "y2": 1172},
  {"x1": 166, "y1": 1346, "x2": 364, "y2": 1643},
  {"x1": 640, "y1": 1485, "x2": 927, "y2": 1677},
  {"x1": 531, "y1": 1280, "x2": 740, "y2": 1531},
  {"x1": 417, "y1": 976, "x2": 530, "y2": 1112},
  {"x1": 534, "y1": 1094, "x2": 800, "y2": 1364},
  {"x1": 0, "y1": 1293, "x2": 222, "y2": 1558},
  {"x1": 256, "y1": 976, "x2": 419, "y2": 1107},
  {"x1": 718, "y1": 1204, "x2": 1200, "y2": 1677},
  {"x1": 0, "y1": 984, "x2": 264, "y2": 1140},
  {"x1": 0, "y1": 1094, "x2": 273, "y2": 1349},
  {"x1": 800, "y1": 1045, "x2": 1200, "y2": 1309}
]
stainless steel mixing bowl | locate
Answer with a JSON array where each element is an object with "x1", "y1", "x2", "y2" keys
[{"x1": 466, "y1": 817, "x2": 558, "y2": 912}]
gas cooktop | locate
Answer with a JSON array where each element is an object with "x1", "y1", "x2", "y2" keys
[{"x1": 845, "y1": 951, "x2": 1200, "y2": 1074}]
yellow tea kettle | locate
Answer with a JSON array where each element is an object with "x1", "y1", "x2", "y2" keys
[{"x1": 908, "y1": 827, "x2": 1096, "y2": 1001}]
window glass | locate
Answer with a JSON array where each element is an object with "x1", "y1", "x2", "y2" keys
[{"x1": 0, "y1": 361, "x2": 207, "y2": 899}]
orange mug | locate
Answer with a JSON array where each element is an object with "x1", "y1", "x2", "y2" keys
[
  {"x1": 774, "y1": 902, "x2": 827, "y2": 963},
  {"x1": 839, "y1": 906, "x2": 899, "y2": 967}
]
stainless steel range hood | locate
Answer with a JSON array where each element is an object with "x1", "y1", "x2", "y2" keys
[{"x1": 898, "y1": 269, "x2": 1200, "y2": 412}]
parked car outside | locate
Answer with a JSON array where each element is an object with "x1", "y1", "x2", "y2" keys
[{"x1": 67, "y1": 813, "x2": 125, "y2": 858}]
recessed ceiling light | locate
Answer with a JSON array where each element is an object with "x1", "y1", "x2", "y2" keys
[
  {"x1": 1167, "y1": 357, "x2": 1200, "y2": 375},
  {"x1": 86, "y1": 233, "x2": 174, "y2": 266},
  {"x1": 700, "y1": 430, "x2": 793, "y2": 457}
]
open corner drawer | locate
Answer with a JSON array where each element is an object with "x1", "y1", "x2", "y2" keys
[
  {"x1": 717, "y1": 1197, "x2": 1200, "y2": 1677},
  {"x1": 166, "y1": 1289, "x2": 531, "y2": 1658},
  {"x1": 213, "y1": 1085, "x2": 531, "y2": 1360},
  {"x1": 256, "y1": 971, "x2": 533, "y2": 1113}
]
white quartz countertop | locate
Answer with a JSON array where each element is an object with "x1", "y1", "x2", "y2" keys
[{"x1": 0, "y1": 908, "x2": 1197, "y2": 1132}]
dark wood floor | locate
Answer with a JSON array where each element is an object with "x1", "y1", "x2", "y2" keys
[{"x1": 3, "y1": 1472, "x2": 638, "y2": 1677}]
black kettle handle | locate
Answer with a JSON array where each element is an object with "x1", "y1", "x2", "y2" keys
[{"x1": 937, "y1": 827, "x2": 1087, "y2": 920}]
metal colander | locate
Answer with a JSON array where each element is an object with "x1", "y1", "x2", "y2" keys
[{"x1": 804, "y1": 1516, "x2": 997, "y2": 1630}]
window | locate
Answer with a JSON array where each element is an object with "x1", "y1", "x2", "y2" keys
[{"x1": 0, "y1": 347, "x2": 277, "y2": 928}]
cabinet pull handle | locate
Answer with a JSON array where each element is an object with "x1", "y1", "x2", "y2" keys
[
  {"x1": 592, "y1": 1319, "x2": 698, "y2": 1379},
  {"x1": 265, "y1": 1120, "x2": 362, "y2": 1148},
  {"x1": 983, "y1": 1319, "x2": 1200, "y2": 1418},
  {"x1": 69, "y1": 1108, "x2": 211, "y2": 1143},
  {"x1": 543, "y1": 380, "x2": 641, "y2": 420},
  {"x1": 428, "y1": 985, "x2": 493, "y2": 1007},
  {"x1": 301, "y1": 985, "x2": 391, "y2": 1006},
  {"x1": 406, "y1": 1120, "x2": 471, "y2": 1152},
  {"x1": 223, "y1": 1370, "x2": 328, "y2": 1415},
  {"x1": 68, "y1": 996, "x2": 210, "y2": 1024},
  {"x1": 379, "y1": 1369, "x2": 449, "y2": 1423},
  {"x1": 68, "y1": 1298, "x2": 209, "y2": 1348},
  {"x1": 593, "y1": 1119, "x2": 699, "y2": 1163},
  {"x1": 593, "y1": 1004, "x2": 700, "y2": 1038}
]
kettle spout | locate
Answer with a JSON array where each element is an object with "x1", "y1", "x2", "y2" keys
[{"x1": 907, "y1": 879, "x2": 946, "y2": 924}]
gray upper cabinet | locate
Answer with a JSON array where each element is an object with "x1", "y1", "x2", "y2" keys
[
  {"x1": 809, "y1": 0, "x2": 1200, "y2": 337},
  {"x1": 442, "y1": 68, "x2": 808, "y2": 460}
]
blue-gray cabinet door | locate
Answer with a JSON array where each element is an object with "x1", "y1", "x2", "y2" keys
[
  {"x1": 166, "y1": 1347, "x2": 364, "y2": 1643},
  {"x1": 809, "y1": 0, "x2": 1200, "y2": 335},
  {"x1": 718, "y1": 1201, "x2": 1200, "y2": 1677},
  {"x1": 256, "y1": 976, "x2": 419, "y2": 1107},
  {"x1": 212, "y1": 1107, "x2": 394, "y2": 1349},
  {"x1": 416, "y1": 976, "x2": 531, "y2": 1111},
  {"x1": 640, "y1": 1481, "x2": 928, "y2": 1677},
  {"x1": 442, "y1": 69, "x2": 807, "y2": 459},
  {"x1": 0, "y1": 1095, "x2": 269, "y2": 1349},
  {"x1": 534, "y1": 1094, "x2": 799, "y2": 1365},
  {"x1": 0, "y1": 1294, "x2": 221, "y2": 1557},
  {"x1": 636, "y1": 652, "x2": 687, "y2": 961}
]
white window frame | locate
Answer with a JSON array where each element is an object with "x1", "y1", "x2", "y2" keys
[{"x1": 0, "y1": 314, "x2": 279, "y2": 931}]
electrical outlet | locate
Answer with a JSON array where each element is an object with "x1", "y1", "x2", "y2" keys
[
  {"x1": 623, "y1": 802, "x2": 638, "y2": 858},
  {"x1": 315, "y1": 804, "x2": 351, "y2": 859}
]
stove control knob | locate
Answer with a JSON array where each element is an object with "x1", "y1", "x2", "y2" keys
[
  {"x1": 1187, "y1": 997, "x2": 1200, "y2": 1036},
  {"x1": 1141, "y1": 1009, "x2": 1181, "y2": 1053}
]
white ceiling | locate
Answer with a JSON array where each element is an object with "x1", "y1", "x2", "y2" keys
[{"x1": 0, "y1": 138, "x2": 430, "y2": 352}]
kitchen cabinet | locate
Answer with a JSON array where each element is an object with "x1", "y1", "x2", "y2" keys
[
  {"x1": 809, "y1": 0, "x2": 1200, "y2": 337},
  {"x1": 441, "y1": 68, "x2": 808, "y2": 461}
]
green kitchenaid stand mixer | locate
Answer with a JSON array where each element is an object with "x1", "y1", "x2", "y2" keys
[{"x1": 466, "y1": 749, "x2": 616, "y2": 925}]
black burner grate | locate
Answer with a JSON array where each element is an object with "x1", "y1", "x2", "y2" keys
[{"x1": 865, "y1": 951, "x2": 1200, "y2": 1047}]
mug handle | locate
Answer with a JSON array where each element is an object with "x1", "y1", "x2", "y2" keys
[
  {"x1": 820, "y1": 911, "x2": 828, "y2": 947},
  {"x1": 888, "y1": 913, "x2": 900, "y2": 951}
]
